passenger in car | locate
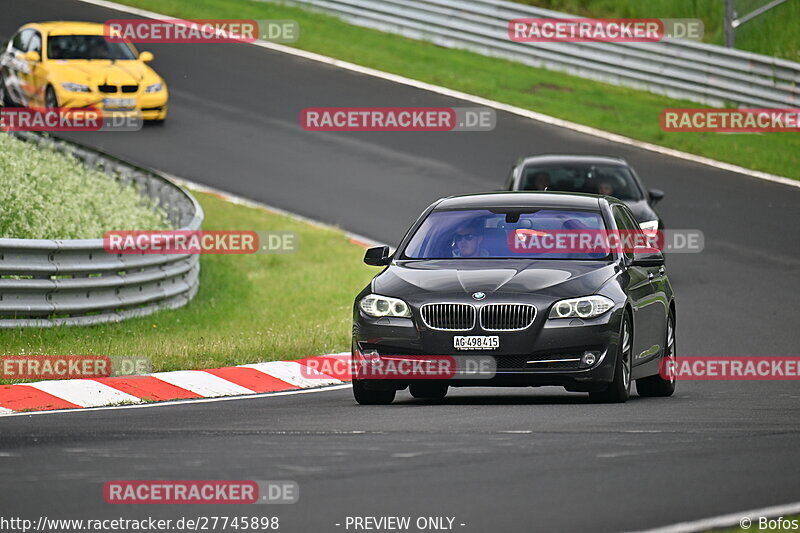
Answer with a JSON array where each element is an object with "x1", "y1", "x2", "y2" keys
[{"x1": 451, "y1": 222, "x2": 490, "y2": 257}]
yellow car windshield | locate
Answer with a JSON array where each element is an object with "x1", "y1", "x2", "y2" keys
[{"x1": 47, "y1": 35, "x2": 136, "y2": 61}]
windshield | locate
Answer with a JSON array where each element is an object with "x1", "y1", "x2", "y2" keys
[
  {"x1": 518, "y1": 164, "x2": 643, "y2": 201},
  {"x1": 47, "y1": 35, "x2": 137, "y2": 60},
  {"x1": 401, "y1": 208, "x2": 610, "y2": 260}
]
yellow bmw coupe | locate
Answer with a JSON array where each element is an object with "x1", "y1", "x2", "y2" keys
[{"x1": 0, "y1": 21, "x2": 168, "y2": 122}]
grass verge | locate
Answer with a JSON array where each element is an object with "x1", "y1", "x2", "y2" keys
[
  {"x1": 1, "y1": 189, "x2": 375, "y2": 382},
  {"x1": 0, "y1": 133, "x2": 169, "y2": 239},
  {"x1": 111, "y1": 0, "x2": 800, "y2": 181},
  {"x1": 514, "y1": 0, "x2": 800, "y2": 62}
]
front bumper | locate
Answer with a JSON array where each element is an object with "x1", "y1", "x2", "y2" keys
[
  {"x1": 55, "y1": 87, "x2": 168, "y2": 121},
  {"x1": 353, "y1": 304, "x2": 624, "y2": 392}
]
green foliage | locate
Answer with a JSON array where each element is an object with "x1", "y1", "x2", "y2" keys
[{"x1": 0, "y1": 134, "x2": 169, "y2": 239}]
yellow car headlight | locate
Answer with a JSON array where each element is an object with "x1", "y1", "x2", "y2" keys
[{"x1": 61, "y1": 82, "x2": 91, "y2": 93}]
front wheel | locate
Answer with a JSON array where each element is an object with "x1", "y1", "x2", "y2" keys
[
  {"x1": 45, "y1": 85, "x2": 58, "y2": 108},
  {"x1": 0, "y1": 73, "x2": 14, "y2": 107},
  {"x1": 589, "y1": 313, "x2": 632, "y2": 404},
  {"x1": 352, "y1": 379, "x2": 395, "y2": 405},
  {"x1": 636, "y1": 310, "x2": 676, "y2": 397}
]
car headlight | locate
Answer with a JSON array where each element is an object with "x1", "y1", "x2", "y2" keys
[
  {"x1": 639, "y1": 220, "x2": 659, "y2": 231},
  {"x1": 61, "y1": 82, "x2": 90, "y2": 92},
  {"x1": 145, "y1": 82, "x2": 163, "y2": 93},
  {"x1": 359, "y1": 294, "x2": 412, "y2": 318},
  {"x1": 549, "y1": 295, "x2": 615, "y2": 319}
]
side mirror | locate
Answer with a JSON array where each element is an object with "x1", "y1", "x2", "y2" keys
[
  {"x1": 364, "y1": 246, "x2": 391, "y2": 266},
  {"x1": 24, "y1": 50, "x2": 40, "y2": 62},
  {"x1": 631, "y1": 248, "x2": 664, "y2": 267},
  {"x1": 648, "y1": 189, "x2": 665, "y2": 204},
  {"x1": 139, "y1": 51, "x2": 154, "y2": 62}
]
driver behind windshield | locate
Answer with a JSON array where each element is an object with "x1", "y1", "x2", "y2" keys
[
  {"x1": 89, "y1": 39, "x2": 108, "y2": 60},
  {"x1": 596, "y1": 177, "x2": 616, "y2": 196},
  {"x1": 531, "y1": 171, "x2": 550, "y2": 191},
  {"x1": 452, "y1": 221, "x2": 489, "y2": 258}
]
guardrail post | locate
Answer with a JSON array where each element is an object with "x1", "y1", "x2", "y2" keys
[{"x1": 724, "y1": 0, "x2": 736, "y2": 48}]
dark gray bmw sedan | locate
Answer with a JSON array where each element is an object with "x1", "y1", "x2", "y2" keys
[
  {"x1": 506, "y1": 155, "x2": 664, "y2": 230},
  {"x1": 352, "y1": 192, "x2": 676, "y2": 405}
]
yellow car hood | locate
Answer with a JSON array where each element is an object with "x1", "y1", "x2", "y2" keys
[{"x1": 48, "y1": 59, "x2": 159, "y2": 86}]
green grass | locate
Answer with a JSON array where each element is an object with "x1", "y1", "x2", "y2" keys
[
  {"x1": 514, "y1": 0, "x2": 800, "y2": 62},
  {"x1": 0, "y1": 133, "x2": 169, "y2": 239},
  {"x1": 1, "y1": 190, "x2": 375, "y2": 381},
  {"x1": 115, "y1": 0, "x2": 800, "y2": 180}
]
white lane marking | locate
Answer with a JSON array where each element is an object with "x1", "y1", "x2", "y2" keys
[
  {"x1": 596, "y1": 451, "x2": 636, "y2": 458},
  {"x1": 25, "y1": 380, "x2": 143, "y2": 407},
  {"x1": 631, "y1": 501, "x2": 800, "y2": 533},
  {"x1": 149, "y1": 370, "x2": 256, "y2": 397},
  {"x1": 76, "y1": 0, "x2": 800, "y2": 190},
  {"x1": 242, "y1": 361, "x2": 342, "y2": 388},
  {"x1": 0, "y1": 384, "x2": 351, "y2": 418}
]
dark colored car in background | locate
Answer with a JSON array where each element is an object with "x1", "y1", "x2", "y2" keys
[
  {"x1": 505, "y1": 155, "x2": 665, "y2": 230},
  {"x1": 352, "y1": 192, "x2": 676, "y2": 405}
]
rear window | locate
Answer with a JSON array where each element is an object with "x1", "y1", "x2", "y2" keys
[{"x1": 401, "y1": 208, "x2": 610, "y2": 260}]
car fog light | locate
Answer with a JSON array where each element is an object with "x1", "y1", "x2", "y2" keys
[{"x1": 580, "y1": 351, "x2": 599, "y2": 368}]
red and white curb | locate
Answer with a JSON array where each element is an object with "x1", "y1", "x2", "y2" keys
[{"x1": 0, "y1": 353, "x2": 351, "y2": 415}]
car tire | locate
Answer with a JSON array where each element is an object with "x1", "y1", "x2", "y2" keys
[
  {"x1": 589, "y1": 313, "x2": 632, "y2": 404},
  {"x1": 409, "y1": 382, "x2": 448, "y2": 400},
  {"x1": 636, "y1": 310, "x2": 676, "y2": 397},
  {"x1": 352, "y1": 379, "x2": 396, "y2": 405},
  {"x1": 45, "y1": 85, "x2": 58, "y2": 108},
  {"x1": 0, "y1": 74, "x2": 14, "y2": 107}
]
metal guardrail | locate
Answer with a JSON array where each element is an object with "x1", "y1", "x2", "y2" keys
[
  {"x1": 0, "y1": 132, "x2": 203, "y2": 327},
  {"x1": 275, "y1": 0, "x2": 800, "y2": 108}
]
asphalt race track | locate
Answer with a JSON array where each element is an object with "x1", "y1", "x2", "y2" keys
[{"x1": 2, "y1": 1, "x2": 800, "y2": 531}]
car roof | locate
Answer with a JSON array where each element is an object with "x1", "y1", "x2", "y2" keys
[
  {"x1": 25, "y1": 22, "x2": 107, "y2": 36},
  {"x1": 517, "y1": 154, "x2": 629, "y2": 167},
  {"x1": 434, "y1": 191, "x2": 617, "y2": 210}
]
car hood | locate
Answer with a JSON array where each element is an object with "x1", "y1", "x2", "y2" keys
[
  {"x1": 48, "y1": 60, "x2": 158, "y2": 85},
  {"x1": 373, "y1": 260, "x2": 617, "y2": 300},
  {"x1": 623, "y1": 199, "x2": 658, "y2": 225}
]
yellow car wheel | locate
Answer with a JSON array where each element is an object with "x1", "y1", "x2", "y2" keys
[
  {"x1": 45, "y1": 85, "x2": 58, "y2": 108},
  {"x1": 0, "y1": 74, "x2": 14, "y2": 107}
]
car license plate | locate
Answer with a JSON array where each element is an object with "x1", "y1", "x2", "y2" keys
[
  {"x1": 103, "y1": 98, "x2": 136, "y2": 108},
  {"x1": 453, "y1": 336, "x2": 499, "y2": 350}
]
